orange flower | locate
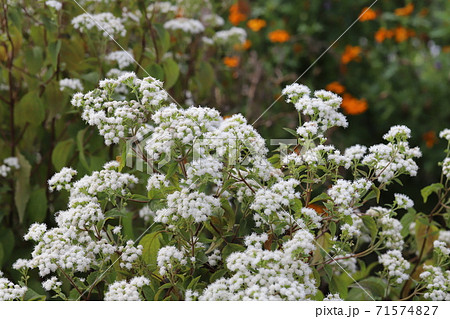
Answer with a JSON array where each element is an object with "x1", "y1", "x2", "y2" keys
[
  {"x1": 374, "y1": 27, "x2": 394, "y2": 43},
  {"x1": 442, "y1": 46, "x2": 450, "y2": 53},
  {"x1": 229, "y1": 3, "x2": 247, "y2": 25},
  {"x1": 268, "y1": 30, "x2": 290, "y2": 43},
  {"x1": 395, "y1": 3, "x2": 414, "y2": 16},
  {"x1": 341, "y1": 45, "x2": 361, "y2": 64},
  {"x1": 423, "y1": 131, "x2": 437, "y2": 148},
  {"x1": 394, "y1": 26, "x2": 410, "y2": 42},
  {"x1": 234, "y1": 39, "x2": 252, "y2": 51},
  {"x1": 341, "y1": 94, "x2": 368, "y2": 115},
  {"x1": 223, "y1": 56, "x2": 240, "y2": 68},
  {"x1": 247, "y1": 18, "x2": 266, "y2": 31},
  {"x1": 359, "y1": 7, "x2": 377, "y2": 21},
  {"x1": 326, "y1": 82, "x2": 346, "y2": 95}
]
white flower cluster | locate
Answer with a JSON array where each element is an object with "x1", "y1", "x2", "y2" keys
[
  {"x1": 250, "y1": 179, "x2": 300, "y2": 228},
  {"x1": 323, "y1": 293, "x2": 343, "y2": 301},
  {"x1": 42, "y1": 276, "x2": 62, "y2": 291},
  {"x1": 213, "y1": 27, "x2": 246, "y2": 45},
  {"x1": 201, "y1": 14, "x2": 224, "y2": 27},
  {"x1": 0, "y1": 271, "x2": 27, "y2": 301},
  {"x1": 55, "y1": 195, "x2": 104, "y2": 229},
  {"x1": 344, "y1": 144, "x2": 367, "y2": 162},
  {"x1": 300, "y1": 207, "x2": 323, "y2": 229},
  {"x1": 148, "y1": 1, "x2": 178, "y2": 14},
  {"x1": 438, "y1": 230, "x2": 450, "y2": 245},
  {"x1": 362, "y1": 125, "x2": 422, "y2": 183},
  {"x1": 139, "y1": 206, "x2": 155, "y2": 222},
  {"x1": 185, "y1": 156, "x2": 223, "y2": 187},
  {"x1": 282, "y1": 84, "x2": 348, "y2": 133},
  {"x1": 329, "y1": 254, "x2": 358, "y2": 275},
  {"x1": 105, "y1": 51, "x2": 135, "y2": 69},
  {"x1": 72, "y1": 73, "x2": 169, "y2": 145},
  {"x1": 378, "y1": 250, "x2": 410, "y2": 284},
  {"x1": 71, "y1": 161, "x2": 138, "y2": 198},
  {"x1": 433, "y1": 240, "x2": 450, "y2": 256},
  {"x1": 104, "y1": 277, "x2": 149, "y2": 301},
  {"x1": 46, "y1": 0, "x2": 62, "y2": 11},
  {"x1": 198, "y1": 232, "x2": 317, "y2": 300},
  {"x1": 164, "y1": 18, "x2": 205, "y2": 34},
  {"x1": 147, "y1": 173, "x2": 169, "y2": 191},
  {"x1": 145, "y1": 105, "x2": 221, "y2": 160},
  {"x1": 207, "y1": 249, "x2": 221, "y2": 267},
  {"x1": 439, "y1": 128, "x2": 450, "y2": 141},
  {"x1": 72, "y1": 12, "x2": 126, "y2": 37},
  {"x1": 155, "y1": 188, "x2": 220, "y2": 224},
  {"x1": 340, "y1": 215, "x2": 364, "y2": 238},
  {"x1": 48, "y1": 167, "x2": 77, "y2": 192},
  {"x1": 0, "y1": 156, "x2": 20, "y2": 177},
  {"x1": 442, "y1": 158, "x2": 450, "y2": 179},
  {"x1": 420, "y1": 265, "x2": 450, "y2": 301},
  {"x1": 24, "y1": 223, "x2": 47, "y2": 241},
  {"x1": 328, "y1": 179, "x2": 372, "y2": 215},
  {"x1": 21, "y1": 163, "x2": 139, "y2": 277},
  {"x1": 119, "y1": 240, "x2": 143, "y2": 269},
  {"x1": 394, "y1": 193, "x2": 414, "y2": 209},
  {"x1": 157, "y1": 246, "x2": 187, "y2": 276},
  {"x1": 367, "y1": 207, "x2": 404, "y2": 249}
]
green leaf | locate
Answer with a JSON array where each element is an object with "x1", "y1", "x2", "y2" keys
[
  {"x1": 329, "y1": 221, "x2": 336, "y2": 237},
  {"x1": 14, "y1": 152, "x2": 31, "y2": 223},
  {"x1": 0, "y1": 244, "x2": 4, "y2": 268},
  {"x1": 282, "y1": 127, "x2": 298, "y2": 137},
  {"x1": 147, "y1": 64, "x2": 164, "y2": 81},
  {"x1": 76, "y1": 128, "x2": 90, "y2": 171},
  {"x1": 48, "y1": 40, "x2": 61, "y2": 70},
  {"x1": 14, "y1": 91, "x2": 45, "y2": 127},
  {"x1": 105, "y1": 208, "x2": 128, "y2": 218},
  {"x1": 163, "y1": 58, "x2": 179, "y2": 89},
  {"x1": 51, "y1": 139, "x2": 75, "y2": 171},
  {"x1": 348, "y1": 277, "x2": 385, "y2": 300},
  {"x1": 361, "y1": 215, "x2": 377, "y2": 242},
  {"x1": 24, "y1": 288, "x2": 46, "y2": 301},
  {"x1": 400, "y1": 209, "x2": 416, "y2": 237},
  {"x1": 209, "y1": 269, "x2": 227, "y2": 283},
  {"x1": 310, "y1": 193, "x2": 331, "y2": 204},
  {"x1": 26, "y1": 188, "x2": 47, "y2": 223},
  {"x1": 421, "y1": 183, "x2": 444, "y2": 203},
  {"x1": 0, "y1": 228, "x2": 14, "y2": 267},
  {"x1": 140, "y1": 232, "x2": 163, "y2": 270}
]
